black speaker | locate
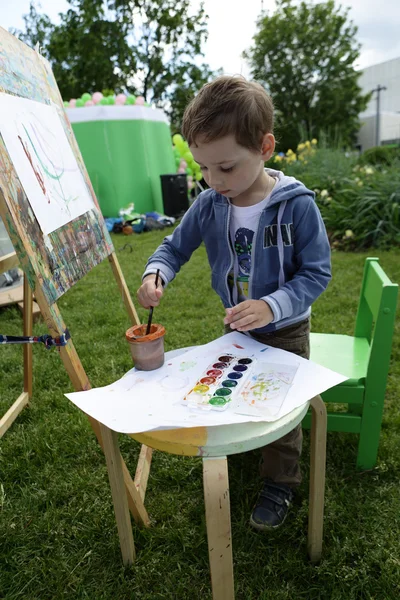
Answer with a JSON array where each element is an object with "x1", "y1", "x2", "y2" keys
[{"x1": 160, "y1": 173, "x2": 189, "y2": 218}]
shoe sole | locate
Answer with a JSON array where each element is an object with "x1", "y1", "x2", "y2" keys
[{"x1": 249, "y1": 510, "x2": 289, "y2": 532}]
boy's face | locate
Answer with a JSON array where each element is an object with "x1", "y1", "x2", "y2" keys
[{"x1": 190, "y1": 133, "x2": 275, "y2": 198}]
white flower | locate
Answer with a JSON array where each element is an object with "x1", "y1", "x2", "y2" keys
[
  {"x1": 320, "y1": 189, "x2": 329, "y2": 198},
  {"x1": 345, "y1": 230, "x2": 354, "y2": 238}
]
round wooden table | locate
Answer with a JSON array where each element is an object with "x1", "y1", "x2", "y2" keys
[{"x1": 103, "y1": 348, "x2": 328, "y2": 600}]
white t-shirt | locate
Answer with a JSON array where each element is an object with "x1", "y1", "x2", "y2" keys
[{"x1": 228, "y1": 192, "x2": 273, "y2": 303}]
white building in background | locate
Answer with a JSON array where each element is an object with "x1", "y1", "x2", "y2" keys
[{"x1": 357, "y1": 57, "x2": 400, "y2": 151}]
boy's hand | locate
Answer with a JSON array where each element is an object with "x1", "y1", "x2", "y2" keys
[
  {"x1": 137, "y1": 274, "x2": 164, "y2": 309},
  {"x1": 224, "y1": 300, "x2": 274, "y2": 332}
]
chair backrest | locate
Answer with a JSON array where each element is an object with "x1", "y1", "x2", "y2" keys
[{"x1": 355, "y1": 258, "x2": 398, "y2": 393}]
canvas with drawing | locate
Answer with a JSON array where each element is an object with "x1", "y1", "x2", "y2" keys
[
  {"x1": 0, "y1": 93, "x2": 95, "y2": 235},
  {"x1": 65, "y1": 332, "x2": 348, "y2": 434}
]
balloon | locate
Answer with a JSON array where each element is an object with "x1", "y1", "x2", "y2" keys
[
  {"x1": 69, "y1": 99, "x2": 77, "y2": 108},
  {"x1": 92, "y1": 91, "x2": 103, "y2": 104},
  {"x1": 195, "y1": 171, "x2": 203, "y2": 181},
  {"x1": 85, "y1": 100, "x2": 94, "y2": 107},
  {"x1": 186, "y1": 167, "x2": 193, "y2": 176},
  {"x1": 126, "y1": 95, "x2": 136, "y2": 105},
  {"x1": 178, "y1": 167, "x2": 186, "y2": 174},
  {"x1": 179, "y1": 160, "x2": 187, "y2": 169},
  {"x1": 107, "y1": 96, "x2": 115, "y2": 105},
  {"x1": 75, "y1": 99, "x2": 84, "y2": 107},
  {"x1": 188, "y1": 181, "x2": 194, "y2": 190},
  {"x1": 99, "y1": 97, "x2": 108, "y2": 105},
  {"x1": 136, "y1": 96, "x2": 145, "y2": 105},
  {"x1": 144, "y1": 101, "x2": 150, "y2": 107},
  {"x1": 116, "y1": 93, "x2": 127, "y2": 105},
  {"x1": 81, "y1": 92, "x2": 92, "y2": 102},
  {"x1": 63, "y1": 101, "x2": 69, "y2": 107},
  {"x1": 173, "y1": 134, "x2": 183, "y2": 146}
]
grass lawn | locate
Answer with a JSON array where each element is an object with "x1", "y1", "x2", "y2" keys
[{"x1": 1, "y1": 230, "x2": 399, "y2": 600}]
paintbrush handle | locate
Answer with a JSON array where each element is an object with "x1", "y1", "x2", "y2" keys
[{"x1": 145, "y1": 269, "x2": 160, "y2": 335}]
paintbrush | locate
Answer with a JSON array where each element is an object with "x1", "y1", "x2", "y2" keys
[{"x1": 146, "y1": 268, "x2": 160, "y2": 335}]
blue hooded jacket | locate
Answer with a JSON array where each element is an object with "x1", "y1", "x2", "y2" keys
[{"x1": 144, "y1": 169, "x2": 331, "y2": 333}]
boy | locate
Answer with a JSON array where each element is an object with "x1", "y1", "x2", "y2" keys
[{"x1": 137, "y1": 75, "x2": 331, "y2": 530}]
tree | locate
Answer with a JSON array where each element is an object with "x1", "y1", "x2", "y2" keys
[
  {"x1": 13, "y1": 1, "x2": 136, "y2": 98},
  {"x1": 244, "y1": 0, "x2": 370, "y2": 151},
  {"x1": 12, "y1": 0, "x2": 217, "y2": 127}
]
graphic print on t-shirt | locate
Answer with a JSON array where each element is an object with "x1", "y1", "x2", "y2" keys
[{"x1": 233, "y1": 226, "x2": 254, "y2": 299}]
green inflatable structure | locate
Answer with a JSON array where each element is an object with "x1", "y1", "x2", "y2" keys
[{"x1": 67, "y1": 105, "x2": 176, "y2": 217}]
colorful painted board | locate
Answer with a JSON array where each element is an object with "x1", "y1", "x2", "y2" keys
[{"x1": 0, "y1": 27, "x2": 113, "y2": 305}]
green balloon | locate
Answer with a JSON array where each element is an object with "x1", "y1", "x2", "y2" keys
[
  {"x1": 186, "y1": 167, "x2": 193, "y2": 176},
  {"x1": 75, "y1": 99, "x2": 84, "y2": 107},
  {"x1": 126, "y1": 95, "x2": 136, "y2": 105},
  {"x1": 173, "y1": 134, "x2": 183, "y2": 145},
  {"x1": 195, "y1": 171, "x2": 203, "y2": 181},
  {"x1": 107, "y1": 96, "x2": 115, "y2": 105},
  {"x1": 183, "y1": 152, "x2": 192, "y2": 162},
  {"x1": 144, "y1": 101, "x2": 150, "y2": 107},
  {"x1": 63, "y1": 101, "x2": 69, "y2": 107},
  {"x1": 99, "y1": 97, "x2": 108, "y2": 105},
  {"x1": 81, "y1": 92, "x2": 92, "y2": 102}
]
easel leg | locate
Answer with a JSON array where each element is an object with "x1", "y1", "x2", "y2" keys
[
  {"x1": 203, "y1": 457, "x2": 234, "y2": 600},
  {"x1": 88, "y1": 416, "x2": 150, "y2": 527},
  {"x1": 100, "y1": 423, "x2": 135, "y2": 565},
  {"x1": 0, "y1": 274, "x2": 32, "y2": 437},
  {"x1": 23, "y1": 276, "x2": 33, "y2": 396},
  {"x1": 134, "y1": 444, "x2": 153, "y2": 502},
  {"x1": 308, "y1": 395, "x2": 327, "y2": 562}
]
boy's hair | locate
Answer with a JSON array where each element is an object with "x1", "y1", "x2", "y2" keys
[{"x1": 181, "y1": 75, "x2": 274, "y2": 152}]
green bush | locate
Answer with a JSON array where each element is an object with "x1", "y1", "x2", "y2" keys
[
  {"x1": 268, "y1": 145, "x2": 400, "y2": 249},
  {"x1": 358, "y1": 145, "x2": 400, "y2": 166}
]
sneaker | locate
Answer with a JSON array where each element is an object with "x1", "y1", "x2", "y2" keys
[{"x1": 249, "y1": 480, "x2": 293, "y2": 531}]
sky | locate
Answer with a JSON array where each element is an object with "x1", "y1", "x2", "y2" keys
[{"x1": 1, "y1": 0, "x2": 400, "y2": 76}]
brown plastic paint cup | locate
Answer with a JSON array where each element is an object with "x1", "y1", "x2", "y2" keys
[{"x1": 125, "y1": 323, "x2": 166, "y2": 371}]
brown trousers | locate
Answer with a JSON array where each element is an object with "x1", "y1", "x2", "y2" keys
[{"x1": 227, "y1": 318, "x2": 310, "y2": 489}]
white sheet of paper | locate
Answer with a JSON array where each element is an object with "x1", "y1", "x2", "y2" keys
[
  {"x1": 0, "y1": 93, "x2": 95, "y2": 235},
  {"x1": 65, "y1": 332, "x2": 348, "y2": 434}
]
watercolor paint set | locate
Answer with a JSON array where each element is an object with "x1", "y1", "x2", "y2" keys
[{"x1": 182, "y1": 353, "x2": 254, "y2": 411}]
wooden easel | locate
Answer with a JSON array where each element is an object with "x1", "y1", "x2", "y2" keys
[
  {"x1": 0, "y1": 28, "x2": 151, "y2": 533},
  {"x1": 0, "y1": 250, "x2": 33, "y2": 436}
]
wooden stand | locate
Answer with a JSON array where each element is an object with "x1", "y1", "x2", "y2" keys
[
  {"x1": 0, "y1": 252, "x2": 33, "y2": 437},
  {"x1": 0, "y1": 25, "x2": 153, "y2": 536}
]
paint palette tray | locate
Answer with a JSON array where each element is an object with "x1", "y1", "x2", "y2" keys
[{"x1": 182, "y1": 353, "x2": 254, "y2": 411}]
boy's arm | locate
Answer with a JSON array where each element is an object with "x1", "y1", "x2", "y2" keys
[
  {"x1": 142, "y1": 198, "x2": 203, "y2": 285},
  {"x1": 262, "y1": 197, "x2": 331, "y2": 322}
]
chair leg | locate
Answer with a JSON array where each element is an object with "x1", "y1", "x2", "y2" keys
[
  {"x1": 100, "y1": 423, "x2": 136, "y2": 565},
  {"x1": 356, "y1": 397, "x2": 384, "y2": 471},
  {"x1": 308, "y1": 395, "x2": 327, "y2": 563},
  {"x1": 203, "y1": 457, "x2": 234, "y2": 600}
]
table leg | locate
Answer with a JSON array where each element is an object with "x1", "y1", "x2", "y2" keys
[
  {"x1": 308, "y1": 395, "x2": 327, "y2": 562},
  {"x1": 203, "y1": 457, "x2": 234, "y2": 600}
]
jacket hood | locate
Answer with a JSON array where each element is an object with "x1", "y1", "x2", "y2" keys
[{"x1": 267, "y1": 169, "x2": 314, "y2": 208}]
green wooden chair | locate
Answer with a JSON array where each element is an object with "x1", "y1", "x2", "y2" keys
[{"x1": 302, "y1": 257, "x2": 398, "y2": 470}]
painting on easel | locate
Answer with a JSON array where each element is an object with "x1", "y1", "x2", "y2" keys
[
  {"x1": 0, "y1": 27, "x2": 113, "y2": 306},
  {"x1": 0, "y1": 93, "x2": 96, "y2": 235}
]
